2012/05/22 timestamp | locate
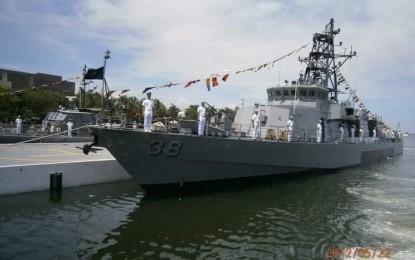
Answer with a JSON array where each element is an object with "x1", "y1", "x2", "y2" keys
[{"x1": 326, "y1": 247, "x2": 391, "y2": 259}]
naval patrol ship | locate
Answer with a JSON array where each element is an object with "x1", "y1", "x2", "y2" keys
[{"x1": 83, "y1": 19, "x2": 403, "y2": 186}]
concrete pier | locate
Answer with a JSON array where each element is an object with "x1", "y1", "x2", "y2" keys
[{"x1": 0, "y1": 143, "x2": 132, "y2": 195}]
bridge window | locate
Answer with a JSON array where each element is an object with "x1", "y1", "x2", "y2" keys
[
  {"x1": 309, "y1": 90, "x2": 315, "y2": 96},
  {"x1": 283, "y1": 90, "x2": 289, "y2": 96}
]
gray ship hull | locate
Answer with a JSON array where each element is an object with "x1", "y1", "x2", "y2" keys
[{"x1": 89, "y1": 127, "x2": 403, "y2": 185}]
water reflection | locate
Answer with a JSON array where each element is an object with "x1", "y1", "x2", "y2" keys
[
  {"x1": 0, "y1": 181, "x2": 144, "y2": 260},
  {"x1": 91, "y1": 172, "x2": 379, "y2": 259}
]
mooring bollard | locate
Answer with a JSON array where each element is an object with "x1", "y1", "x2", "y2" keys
[{"x1": 49, "y1": 172, "x2": 62, "y2": 191}]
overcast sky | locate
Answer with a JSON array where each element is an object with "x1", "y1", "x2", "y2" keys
[{"x1": 1, "y1": 0, "x2": 414, "y2": 132}]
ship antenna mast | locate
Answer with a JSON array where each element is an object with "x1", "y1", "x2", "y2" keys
[{"x1": 300, "y1": 18, "x2": 356, "y2": 101}]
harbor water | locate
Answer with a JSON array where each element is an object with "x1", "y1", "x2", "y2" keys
[{"x1": 0, "y1": 138, "x2": 414, "y2": 259}]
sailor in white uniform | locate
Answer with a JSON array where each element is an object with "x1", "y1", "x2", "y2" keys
[
  {"x1": 316, "y1": 120, "x2": 322, "y2": 143},
  {"x1": 66, "y1": 119, "x2": 74, "y2": 137},
  {"x1": 197, "y1": 102, "x2": 206, "y2": 136},
  {"x1": 372, "y1": 128, "x2": 377, "y2": 142},
  {"x1": 142, "y1": 92, "x2": 154, "y2": 132},
  {"x1": 359, "y1": 127, "x2": 364, "y2": 143},
  {"x1": 251, "y1": 109, "x2": 260, "y2": 140},
  {"x1": 339, "y1": 124, "x2": 344, "y2": 142},
  {"x1": 15, "y1": 115, "x2": 22, "y2": 135},
  {"x1": 286, "y1": 116, "x2": 294, "y2": 142}
]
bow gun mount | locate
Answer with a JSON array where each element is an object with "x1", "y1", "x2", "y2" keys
[{"x1": 299, "y1": 18, "x2": 356, "y2": 101}]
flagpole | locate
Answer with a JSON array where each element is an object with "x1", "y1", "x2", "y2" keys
[
  {"x1": 102, "y1": 50, "x2": 111, "y2": 113},
  {"x1": 82, "y1": 65, "x2": 87, "y2": 110}
]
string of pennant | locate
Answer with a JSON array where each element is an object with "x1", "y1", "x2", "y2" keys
[
  {"x1": 1, "y1": 76, "x2": 83, "y2": 96},
  {"x1": 2, "y1": 43, "x2": 310, "y2": 98},
  {"x1": 107, "y1": 42, "x2": 310, "y2": 97},
  {"x1": 336, "y1": 71, "x2": 392, "y2": 130},
  {"x1": 336, "y1": 70, "x2": 368, "y2": 111}
]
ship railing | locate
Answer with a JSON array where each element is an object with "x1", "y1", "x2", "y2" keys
[
  {"x1": 292, "y1": 127, "x2": 331, "y2": 143},
  {"x1": 292, "y1": 127, "x2": 311, "y2": 142},
  {"x1": 231, "y1": 124, "x2": 398, "y2": 144},
  {"x1": 325, "y1": 129, "x2": 383, "y2": 144},
  {"x1": 264, "y1": 126, "x2": 291, "y2": 141},
  {"x1": 230, "y1": 124, "x2": 316, "y2": 142},
  {"x1": 293, "y1": 128, "x2": 367, "y2": 144},
  {"x1": 231, "y1": 124, "x2": 307, "y2": 141},
  {"x1": 230, "y1": 123, "x2": 251, "y2": 138}
]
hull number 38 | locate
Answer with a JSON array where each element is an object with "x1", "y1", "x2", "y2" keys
[{"x1": 148, "y1": 140, "x2": 183, "y2": 157}]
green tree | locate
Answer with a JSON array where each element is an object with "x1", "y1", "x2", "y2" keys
[
  {"x1": 183, "y1": 103, "x2": 237, "y2": 122},
  {"x1": 123, "y1": 96, "x2": 141, "y2": 120},
  {"x1": 20, "y1": 89, "x2": 68, "y2": 119},
  {"x1": 218, "y1": 106, "x2": 238, "y2": 121},
  {"x1": 166, "y1": 104, "x2": 180, "y2": 119},
  {"x1": 0, "y1": 87, "x2": 71, "y2": 122},
  {"x1": 77, "y1": 90, "x2": 103, "y2": 109},
  {"x1": 111, "y1": 96, "x2": 141, "y2": 121},
  {"x1": 184, "y1": 105, "x2": 198, "y2": 120},
  {"x1": 0, "y1": 86, "x2": 20, "y2": 122},
  {"x1": 152, "y1": 99, "x2": 167, "y2": 120}
]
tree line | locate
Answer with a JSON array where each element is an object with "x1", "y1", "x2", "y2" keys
[{"x1": 0, "y1": 86, "x2": 237, "y2": 124}]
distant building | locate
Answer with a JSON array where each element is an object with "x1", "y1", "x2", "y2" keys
[{"x1": 0, "y1": 68, "x2": 75, "y2": 95}]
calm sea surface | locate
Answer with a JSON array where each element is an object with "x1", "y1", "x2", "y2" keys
[{"x1": 0, "y1": 138, "x2": 414, "y2": 259}]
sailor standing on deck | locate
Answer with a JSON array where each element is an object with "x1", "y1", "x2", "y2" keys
[
  {"x1": 142, "y1": 92, "x2": 154, "y2": 133},
  {"x1": 251, "y1": 109, "x2": 260, "y2": 140},
  {"x1": 197, "y1": 102, "x2": 206, "y2": 136},
  {"x1": 339, "y1": 124, "x2": 344, "y2": 142},
  {"x1": 359, "y1": 127, "x2": 364, "y2": 143},
  {"x1": 15, "y1": 115, "x2": 22, "y2": 135},
  {"x1": 316, "y1": 120, "x2": 322, "y2": 143},
  {"x1": 372, "y1": 127, "x2": 377, "y2": 142},
  {"x1": 66, "y1": 119, "x2": 74, "y2": 137},
  {"x1": 286, "y1": 116, "x2": 294, "y2": 142}
]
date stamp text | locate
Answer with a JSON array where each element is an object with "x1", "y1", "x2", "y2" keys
[{"x1": 326, "y1": 247, "x2": 391, "y2": 259}]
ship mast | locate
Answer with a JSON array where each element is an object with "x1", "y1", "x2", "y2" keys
[{"x1": 300, "y1": 18, "x2": 356, "y2": 101}]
